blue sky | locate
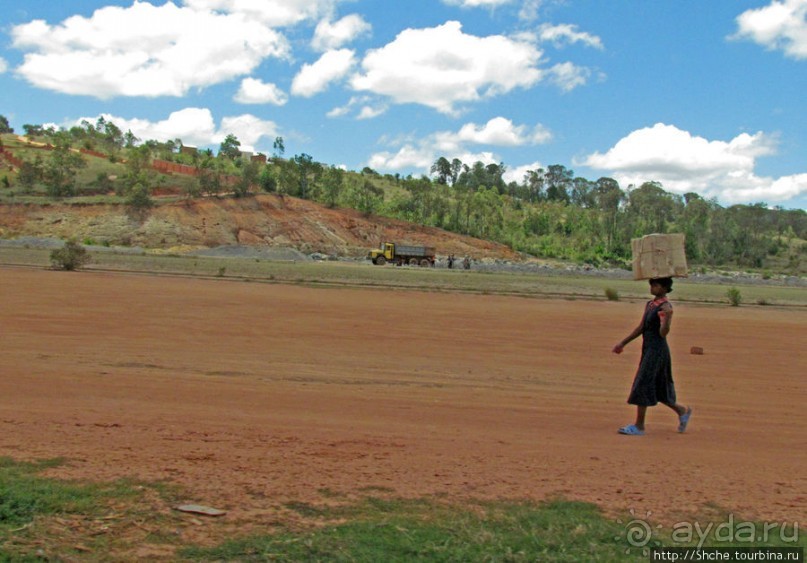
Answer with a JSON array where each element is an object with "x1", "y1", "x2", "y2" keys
[{"x1": 1, "y1": 0, "x2": 806, "y2": 209}]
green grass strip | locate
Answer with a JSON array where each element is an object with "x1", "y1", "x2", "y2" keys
[
  {"x1": 0, "y1": 457, "x2": 140, "y2": 548},
  {"x1": 182, "y1": 498, "x2": 642, "y2": 562}
]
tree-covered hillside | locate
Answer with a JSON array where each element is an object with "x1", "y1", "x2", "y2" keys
[{"x1": 0, "y1": 117, "x2": 804, "y2": 275}]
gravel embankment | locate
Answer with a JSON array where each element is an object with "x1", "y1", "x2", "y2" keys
[{"x1": 2, "y1": 237, "x2": 804, "y2": 287}]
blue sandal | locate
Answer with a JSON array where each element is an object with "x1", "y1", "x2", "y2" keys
[
  {"x1": 678, "y1": 407, "x2": 692, "y2": 433},
  {"x1": 618, "y1": 424, "x2": 645, "y2": 436}
]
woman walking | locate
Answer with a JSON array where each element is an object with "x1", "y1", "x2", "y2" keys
[{"x1": 612, "y1": 277, "x2": 692, "y2": 436}]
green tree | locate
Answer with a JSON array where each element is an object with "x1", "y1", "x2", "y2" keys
[
  {"x1": 69, "y1": 124, "x2": 93, "y2": 149},
  {"x1": 121, "y1": 145, "x2": 153, "y2": 194},
  {"x1": 101, "y1": 120, "x2": 124, "y2": 155},
  {"x1": 626, "y1": 181, "x2": 682, "y2": 235},
  {"x1": 429, "y1": 180, "x2": 452, "y2": 228},
  {"x1": 129, "y1": 144, "x2": 152, "y2": 174},
  {"x1": 272, "y1": 136, "x2": 285, "y2": 159},
  {"x1": 123, "y1": 130, "x2": 140, "y2": 149},
  {"x1": 293, "y1": 153, "x2": 313, "y2": 198},
  {"x1": 457, "y1": 161, "x2": 507, "y2": 193},
  {"x1": 456, "y1": 162, "x2": 481, "y2": 191},
  {"x1": 485, "y1": 162, "x2": 507, "y2": 194},
  {"x1": 273, "y1": 159, "x2": 297, "y2": 197},
  {"x1": 43, "y1": 135, "x2": 86, "y2": 198},
  {"x1": 571, "y1": 177, "x2": 596, "y2": 208},
  {"x1": 468, "y1": 186, "x2": 505, "y2": 238},
  {"x1": 521, "y1": 169, "x2": 545, "y2": 203},
  {"x1": 91, "y1": 171, "x2": 115, "y2": 194},
  {"x1": 703, "y1": 206, "x2": 735, "y2": 265},
  {"x1": 146, "y1": 138, "x2": 181, "y2": 161},
  {"x1": 259, "y1": 166, "x2": 277, "y2": 193},
  {"x1": 233, "y1": 160, "x2": 259, "y2": 198},
  {"x1": 726, "y1": 287, "x2": 742, "y2": 307},
  {"x1": 50, "y1": 240, "x2": 90, "y2": 270},
  {"x1": 0, "y1": 115, "x2": 13, "y2": 134},
  {"x1": 218, "y1": 134, "x2": 241, "y2": 160},
  {"x1": 449, "y1": 158, "x2": 463, "y2": 186},
  {"x1": 431, "y1": 157, "x2": 452, "y2": 185},
  {"x1": 79, "y1": 119, "x2": 96, "y2": 137},
  {"x1": 545, "y1": 164, "x2": 573, "y2": 203},
  {"x1": 401, "y1": 176, "x2": 434, "y2": 224},
  {"x1": 345, "y1": 176, "x2": 383, "y2": 215},
  {"x1": 777, "y1": 208, "x2": 806, "y2": 239},
  {"x1": 126, "y1": 182, "x2": 154, "y2": 219},
  {"x1": 321, "y1": 166, "x2": 345, "y2": 208},
  {"x1": 726, "y1": 203, "x2": 771, "y2": 267},
  {"x1": 290, "y1": 153, "x2": 322, "y2": 199},
  {"x1": 94, "y1": 116, "x2": 108, "y2": 133},
  {"x1": 183, "y1": 152, "x2": 202, "y2": 201},
  {"x1": 17, "y1": 156, "x2": 44, "y2": 193},
  {"x1": 23, "y1": 124, "x2": 44, "y2": 138},
  {"x1": 594, "y1": 177, "x2": 624, "y2": 254},
  {"x1": 679, "y1": 193, "x2": 712, "y2": 262},
  {"x1": 197, "y1": 152, "x2": 224, "y2": 197}
]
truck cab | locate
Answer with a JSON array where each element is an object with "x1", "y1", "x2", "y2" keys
[{"x1": 368, "y1": 242, "x2": 395, "y2": 265}]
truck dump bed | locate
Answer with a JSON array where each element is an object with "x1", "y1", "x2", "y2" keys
[{"x1": 395, "y1": 245, "x2": 436, "y2": 257}]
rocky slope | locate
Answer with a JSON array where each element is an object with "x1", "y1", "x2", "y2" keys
[{"x1": 0, "y1": 194, "x2": 521, "y2": 261}]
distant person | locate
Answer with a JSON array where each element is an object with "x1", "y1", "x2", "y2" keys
[
  {"x1": 462, "y1": 256, "x2": 471, "y2": 270},
  {"x1": 447, "y1": 254, "x2": 454, "y2": 269},
  {"x1": 612, "y1": 277, "x2": 691, "y2": 436}
]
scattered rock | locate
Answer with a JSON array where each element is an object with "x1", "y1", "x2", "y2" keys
[{"x1": 174, "y1": 504, "x2": 226, "y2": 517}]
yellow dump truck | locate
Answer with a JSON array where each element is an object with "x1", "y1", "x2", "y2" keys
[{"x1": 368, "y1": 242, "x2": 436, "y2": 267}]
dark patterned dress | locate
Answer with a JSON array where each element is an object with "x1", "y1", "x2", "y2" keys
[{"x1": 627, "y1": 297, "x2": 676, "y2": 406}]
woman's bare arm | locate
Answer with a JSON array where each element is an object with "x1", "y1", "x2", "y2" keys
[
  {"x1": 658, "y1": 303, "x2": 673, "y2": 338},
  {"x1": 612, "y1": 319, "x2": 643, "y2": 354}
]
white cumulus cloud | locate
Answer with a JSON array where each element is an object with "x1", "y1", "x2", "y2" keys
[
  {"x1": 351, "y1": 21, "x2": 545, "y2": 115},
  {"x1": 368, "y1": 145, "x2": 436, "y2": 171},
  {"x1": 74, "y1": 108, "x2": 278, "y2": 153},
  {"x1": 182, "y1": 0, "x2": 337, "y2": 27},
  {"x1": 583, "y1": 123, "x2": 807, "y2": 204},
  {"x1": 11, "y1": 1, "x2": 289, "y2": 98},
  {"x1": 0, "y1": 57, "x2": 7, "y2": 73},
  {"x1": 732, "y1": 0, "x2": 807, "y2": 60},
  {"x1": 235, "y1": 78, "x2": 288, "y2": 105},
  {"x1": 538, "y1": 23, "x2": 604, "y2": 49},
  {"x1": 445, "y1": 117, "x2": 551, "y2": 147},
  {"x1": 357, "y1": 105, "x2": 387, "y2": 120},
  {"x1": 218, "y1": 114, "x2": 280, "y2": 151},
  {"x1": 442, "y1": 0, "x2": 514, "y2": 7},
  {"x1": 368, "y1": 116, "x2": 550, "y2": 173},
  {"x1": 369, "y1": 146, "x2": 500, "y2": 173},
  {"x1": 327, "y1": 95, "x2": 387, "y2": 119},
  {"x1": 547, "y1": 62, "x2": 591, "y2": 92},
  {"x1": 312, "y1": 14, "x2": 371, "y2": 51},
  {"x1": 503, "y1": 160, "x2": 546, "y2": 184},
  {"x1": 77, "y1": 108, "x2": 217, "y2": 147},
  {"x1": 292, "y1": 49, "x2": 356, "y2": 97},
  {"x1": 519, "y1": 0, "x2": 543, "y2": 22}
]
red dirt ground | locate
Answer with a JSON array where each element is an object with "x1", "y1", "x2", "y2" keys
[{"x1": 1, "y1": 267, "x2": 804, "y2": 529}]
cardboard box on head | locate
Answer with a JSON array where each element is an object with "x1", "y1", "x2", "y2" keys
[{"x1": 631, "y1": 233, "x2": 688, "y2": 280}]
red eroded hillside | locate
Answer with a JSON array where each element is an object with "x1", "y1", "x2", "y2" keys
[
  {"x1": 0, "y1": 194, "x2": 521, "y2": 260},
  {"x1": 0, "y1": 136, "x2": 519, "y2": 259}
]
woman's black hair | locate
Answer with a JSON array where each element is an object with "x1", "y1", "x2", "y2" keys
[{"x1": 650, "y1": 277, "x2": 674, "y2": 293}]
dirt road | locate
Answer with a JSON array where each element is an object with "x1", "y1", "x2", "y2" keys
[{"x1": 1, "y1": 267, "x2": 804, "y2": 527}]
